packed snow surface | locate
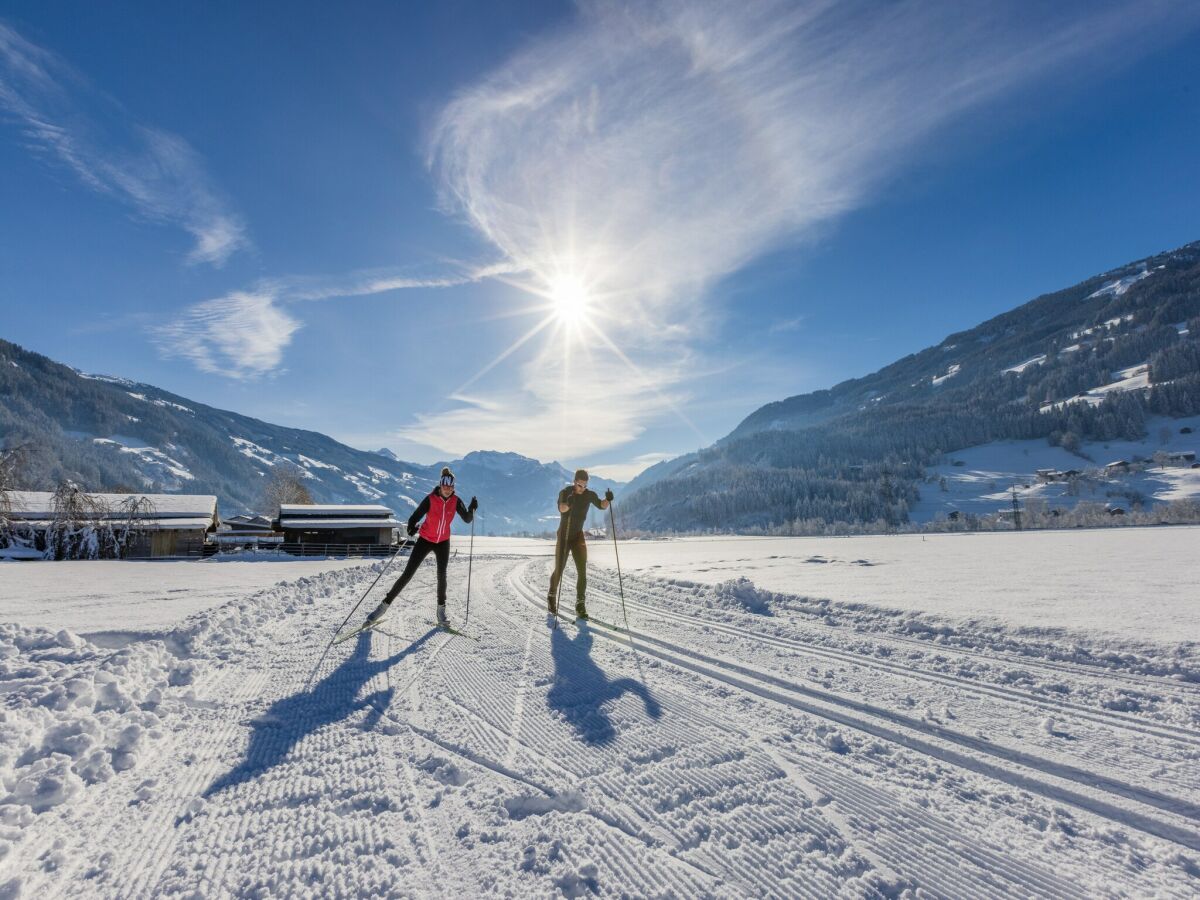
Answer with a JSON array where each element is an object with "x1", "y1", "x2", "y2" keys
[
  {"x1": 0, "y1": 558, "x2": 372, "y2": 636},
  {"x1": 0, "y1": 532, "x2": 1197, "y2": 896}
]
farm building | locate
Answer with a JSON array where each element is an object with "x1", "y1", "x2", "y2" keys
[
  {"x1": 276, "y1": 504, "x2": 401, "y2": 548},
  {"x1": 219, "y1": 514, "x2": 277, "y2": 537},
  {"x1": 3, "y1": 491, "x2": 219, "y2": 557}
]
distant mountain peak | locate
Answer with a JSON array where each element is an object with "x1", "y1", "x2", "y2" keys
[{"x1": 374, "y1": 447, "x2": 400, "y2": 461}]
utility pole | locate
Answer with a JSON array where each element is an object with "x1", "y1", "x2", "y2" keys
[{"x1": 1010, "y1": 485, "x2": 1023, "y2": 531}]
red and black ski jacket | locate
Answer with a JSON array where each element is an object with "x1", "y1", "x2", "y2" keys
[{"x1": 410, "y1": 490, "x2": 473, "y2": 544}]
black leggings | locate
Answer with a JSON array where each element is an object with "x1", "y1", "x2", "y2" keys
[
  {"x1": 548, "y1": 530, "x2": 587, "y2": 603},
  {"x1": 383, "y1": 537, "x2": 450, "y2": 606}
]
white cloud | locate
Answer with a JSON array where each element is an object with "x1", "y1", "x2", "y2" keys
[
  {"x1": 150, "y1": 291, "x2": 301, "y2": 379},
  {"x1": 588, "y1": 453, "x2": 678, "y2": 483},
  {"x1": 0, "y1": 21, "x2": 247, "y2": 265},
  {"x1": 411, "y1": 0, "x2": 1193, "y2": 460},
  {"x1": 398, "y1": 337, "x2": 695, "y2": 461},
  {"x1": 769, "y1": 316, "x2": 806, "y2": 335}
]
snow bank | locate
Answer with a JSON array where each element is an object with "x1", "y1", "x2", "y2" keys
[
  {"x1": 0, "y1": 624, "x2": 186, "y2": 819},
  {"x1": 0, "y1": 562, "x2": 382, "y2": 855}
]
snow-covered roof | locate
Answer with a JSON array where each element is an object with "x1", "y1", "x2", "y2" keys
[
  {"x1": 6, "y1": 491, "x2": 218, "y2": 522},
  {"x1": 278, "y1": 517, "x2": 402, "y2": 529},
  {"x1": 278, "y1": 504, "x2": 395, "y2": 517},
  {"x1": 8, "y1": 516, "x2": 216, "y2": 531}
]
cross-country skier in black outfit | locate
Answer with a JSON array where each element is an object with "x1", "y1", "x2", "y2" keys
[
  {"x1": 365, "y1": 467, "x2": 476, "y2": 628},
  {"x1": 548, "y1": 469, "x2": 613, "y2": 620}
]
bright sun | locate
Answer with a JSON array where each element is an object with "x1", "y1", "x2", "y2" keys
[{"x1": 548, "y1": 275, "x2": 590, "y2": 326}]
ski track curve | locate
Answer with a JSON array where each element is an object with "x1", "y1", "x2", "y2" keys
[
  {"x1": 3, "y1": 554, "x2": 1197, "y2": 898},
  {"x1": 510, "y1": 561, "x2": 1200, "y2": 852}
]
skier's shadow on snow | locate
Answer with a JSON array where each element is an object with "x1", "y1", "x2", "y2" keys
[
  {"x1": 547, "y1": 623, "x2": 661, "y2": 746},
  {"x1": 200, "y1": 628, "x2": 435, "y2": 802}
]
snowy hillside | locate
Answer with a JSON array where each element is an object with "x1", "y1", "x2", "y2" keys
[
  {"x1": 0, "y1": 339, "x2": 618, "y2": 532},
  {"x1": 624, "y1": 241, "x2": 1200, "y2": 532},
  {"x1": 0, "y1": 532, "x2": 1197, "y2": 896},
  {"x1": 911, "y1": 413, "x2": 1200, "y2": 524}
]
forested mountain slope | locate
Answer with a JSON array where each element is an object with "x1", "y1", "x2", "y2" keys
[
  {"x1": 623, "y1": 241, "x2": 1200, "y2": 532},
  {"x1": 0, "y1": 341, "x2": 616, "y2": 532}
]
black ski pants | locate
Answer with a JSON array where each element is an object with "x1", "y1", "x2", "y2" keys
[
  {"x1": 548, "y1": 529, "x2": 587, "y2": 606},
  {"x1": 383, "y1": 536, "x2": 450, "y2": 606}
]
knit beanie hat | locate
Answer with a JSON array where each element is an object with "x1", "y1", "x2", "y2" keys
[
  {"x1": 440, "y1": 467, "x2": 455, "y2": 487},
  {"x1": 573, "y1": 469, "x2": 589, "y2": 483}
]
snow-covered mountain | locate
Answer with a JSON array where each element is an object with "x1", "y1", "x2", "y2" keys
[
  {"x1": 0, "y1": 340, "x2": 619, "y2": 533},
  {"x1": 623, "y1": 240, "x2": 1200, "y2": 531}
]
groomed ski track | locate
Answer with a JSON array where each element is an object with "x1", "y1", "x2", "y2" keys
[{"x1": 4, "y1": 554, "x2": 1198, "y2": 898}]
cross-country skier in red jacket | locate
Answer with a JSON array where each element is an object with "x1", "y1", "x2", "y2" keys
[{"x1": 365, "y1": 467, "x2": 476, "y2": 628}]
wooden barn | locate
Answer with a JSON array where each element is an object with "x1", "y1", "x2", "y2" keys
[
  {"x1": 276, "y1": 504, "x2": 401, "y2": 549},
  {"x1": 5, "y1": 491, "x2": 219, "y2": 557}
]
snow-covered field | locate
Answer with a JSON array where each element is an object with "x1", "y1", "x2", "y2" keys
[
  {"x1": 0, "y1": 557, "x2": 373, "y2": 637},
  {"x1": 0, "y1": 532, "x2": 1197, "y2": 896}
]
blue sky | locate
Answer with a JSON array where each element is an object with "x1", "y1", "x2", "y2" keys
[{"x1": 3, "y1": 1, "x2": 1199, "y2": 480}]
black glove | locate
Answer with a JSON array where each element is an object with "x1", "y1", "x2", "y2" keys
[
  {"x1": 406, "y1": 523, "x2": 417, "y2": 536},
  {"x1": 604, "y1": 489, "x2": 614, "y2": 502},
  {"x1": 468, "y1": 496, "x2": 478, "y2": 512}
]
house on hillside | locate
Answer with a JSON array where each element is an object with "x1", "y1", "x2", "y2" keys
[
  {"x1": 276, "y1": 504, "x2": 401, "y2": 548},
  {"x1": 1035, "y1": 469, "x2": 1079, "y2": 483},
  {"x1": 1166, "y1": 451, "x2": 1196, "y2": 464},
  {"x1": 1105, "y1": 460, "x2": 1130, "y2": 473},
  {"x1": 4, "y1": 491, "x2": 219, "y2": 557}
]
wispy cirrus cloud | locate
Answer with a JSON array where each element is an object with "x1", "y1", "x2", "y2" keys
[
  {"x1": 150, "y1": 259, "x2": 510, "y2": 378},
  {"x1": 151, "y1": 291, "x2": 300, "y2": 379},
  {"x1": 408, "y1": 0, "x2": 1195, "y2": 464},
  {"x1": 0, "y1": 20, "x2": 247, "y2": 265}
]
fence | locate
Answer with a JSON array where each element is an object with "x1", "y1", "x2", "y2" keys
[{"x1": 214, "y1": 540, "x2": 403, "y2": 559}]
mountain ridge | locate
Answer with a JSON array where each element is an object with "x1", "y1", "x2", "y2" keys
[
  {"x1": 0, "y1": 341, "x2": 619, "y2": 534},
  {"x1": 622, "y1": 240, "x2": 1200, "y2": 531}
]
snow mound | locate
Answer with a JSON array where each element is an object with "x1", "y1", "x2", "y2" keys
[
  {"x1": 0, "y1": 624, "x2": 185, "y2": 814},
  {"x1": 0, "y1": 563, "x2": 380, "y2": 840}
]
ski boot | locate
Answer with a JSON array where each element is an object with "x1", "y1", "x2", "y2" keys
[
  {"x1": 436, "y1": 604, "x2": 449, "y2": 628},
  {"x1": 546, "y1": 594, "x2": 558, "y2": 616},
  {"x1": 575, "y1": 602, "x2": 589, "y2": 622},
  {"x1": 364, "y1": 600, "x2": 390, "y2": 627}
]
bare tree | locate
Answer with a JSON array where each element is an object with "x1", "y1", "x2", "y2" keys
[
  {"x1": 0, "y1": 449, "x2": 16, "y2": 547},
  {"x1": 47, "y1": 481, "x2": 110, "y2": 560},
  {"x1": 260, "y1": 463, "x2": 313, "y2": 516},
  {"x1": 114, "y1": 495, "x2": 157, "y2": 558}
]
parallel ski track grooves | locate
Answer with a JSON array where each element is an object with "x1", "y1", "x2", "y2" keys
[
  {"x1": 454, "y1": 563, "x2": 903, "y2": 897},
  {"x1": 372, "y1": 564, "x2": 718, "y2": 898},
  {"x1": 468, "y1": 597, "x2": 868, "y2": 898},
  {"x1": 587, "y1": 574, "x2": 1200, "y2": 747},
  {"x1": 482, "y1": 564, "x2": 1072, "y2": 899},
  {"x1": 608, "y1": 567, "x2": 1200, "y2": 697},
  {"x1": 510, "y1": 561, "x2": 1200, "y2": 852},
  {"x1": 790, "y1": 748, "x2": 1093, "y2": 900}
]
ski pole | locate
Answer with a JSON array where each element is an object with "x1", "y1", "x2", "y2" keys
[
  {"x1": 324, "y1": 537, "x2": 408, "y2": 651},
  {"x1": 552, "y1": 529, "x2": 566, "y2": 629},
  {"x1": 608, "y1": 504, "x2": 633, "y2": 646},
  {"x1": 464, "y1": 517, "x2": 475, "y2": 625}
]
